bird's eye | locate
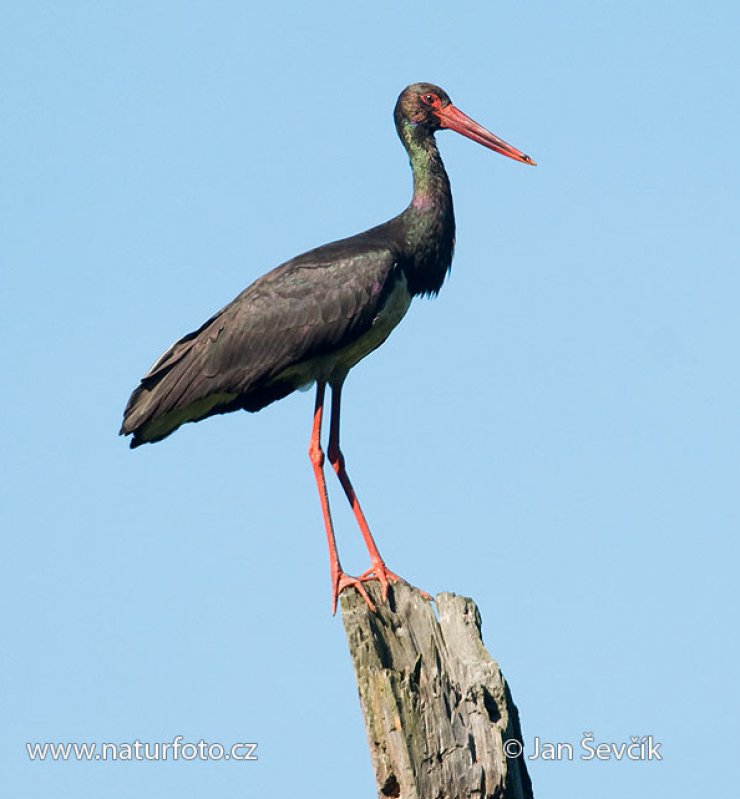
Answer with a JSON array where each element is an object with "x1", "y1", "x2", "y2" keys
[{"x1": 420, "y1": 93, "x2": 440, "y2": 107}]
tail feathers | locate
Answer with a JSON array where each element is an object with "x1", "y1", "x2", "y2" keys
[
  {"x1": 122, "y1": 388, "x2": 239, "y2": 447},
  {"x1": 120, "y1": 330, "x2": 297, "y2": 448},
  {"x1": 119, "y1": 286, "x2": 318, "y2": 447},
  {"x1": 120, "y1": 328, "x2": 238, "y2": 447}
]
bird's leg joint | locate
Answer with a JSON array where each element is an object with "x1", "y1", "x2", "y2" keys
[
  {"x1": 308, "y1": 439, "x2": 325, "y2": 468},
  {"x1": 327, "y1": 441, "x2": 345, "y2": 473}
]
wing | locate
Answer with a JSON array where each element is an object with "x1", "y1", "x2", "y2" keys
[{"x1": 121, "y1": 241, "x2": 403, "y2": 446}]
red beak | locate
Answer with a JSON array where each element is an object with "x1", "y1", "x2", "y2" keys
[{"x1": 436, "y1": 104, "x2": 536, "y2": 166}]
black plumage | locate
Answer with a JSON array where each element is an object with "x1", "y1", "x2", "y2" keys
[
  {"x1": 122, "y1": 221, "x2": 423, "y2": 447},
  {"x1": 120, "y1": 84, "x2": 458, "y2": 448}
]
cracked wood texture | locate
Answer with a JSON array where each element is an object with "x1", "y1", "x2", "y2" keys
[{"x1": 340, "y1": 583, "x2": 534, "y2": 799}]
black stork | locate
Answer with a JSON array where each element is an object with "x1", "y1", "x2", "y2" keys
[{"x1": 121, "y1": 83, "x2": 535, "y2": 613}]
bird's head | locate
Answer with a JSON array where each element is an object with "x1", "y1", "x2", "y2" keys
[{"x1": 394, "y1": 82, "x2": 536, "y2": 166}]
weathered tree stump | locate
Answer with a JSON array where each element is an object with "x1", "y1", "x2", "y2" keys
[{"x1": 340, "y1": 582, "x2": 533, "y2": 799}]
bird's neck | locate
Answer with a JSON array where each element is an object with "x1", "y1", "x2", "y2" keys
[{"x1": 398, "y1": 126, "x2": 455, "y2": 296}]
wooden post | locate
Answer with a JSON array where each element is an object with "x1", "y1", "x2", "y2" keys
[{"x1": 340, "y1": 582, "x2": 534, "y2": 799}]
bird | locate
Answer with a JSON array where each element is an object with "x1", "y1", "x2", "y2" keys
[{"x1": 121, "y1": 82, "x2": 535, "y2": 613}]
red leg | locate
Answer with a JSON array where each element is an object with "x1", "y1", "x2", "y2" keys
[
  {"x1": 327, "y1": 381, "x2": 431, "y2": 603},
  {"x1": 308, "y1": 381, "x2": 375, "y2": 615}
]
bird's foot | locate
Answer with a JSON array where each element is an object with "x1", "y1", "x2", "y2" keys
[
  {"x1": 359, "y1": 560, "x2": 433, "y2": 604},
  {"x1": 331, "y1": 569, "x2": 376, "y2": 616}
]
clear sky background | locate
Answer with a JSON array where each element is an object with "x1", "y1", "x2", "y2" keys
[{"x1": 2, "y1": 2, "x2": 738, "y2": 796}]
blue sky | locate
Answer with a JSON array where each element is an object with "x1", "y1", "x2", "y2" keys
[{"x1": 2, "y1": 1, "x2": 738, "y2": 796}]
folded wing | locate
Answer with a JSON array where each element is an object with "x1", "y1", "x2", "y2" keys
[{"x1": 121, "y1": 244, "x2": 402, "y2": 447}]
